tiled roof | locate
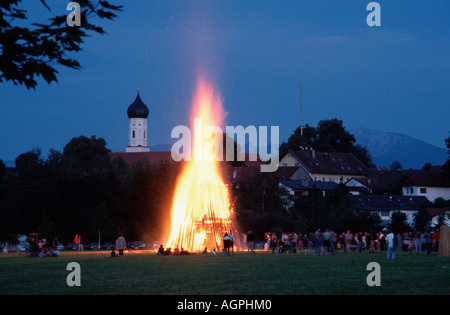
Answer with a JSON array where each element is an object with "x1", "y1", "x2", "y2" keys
[
  {"x1": 225, "y1": 166, "x2": 260, "y2": 185},
  {"x1": 224, "y1": 154, "x2": 298, "y2": 185},
  {"x1": 109, "y1": 151, "x2": 178, "y2": 166},
  {"x1": 275, "y1": 166, "x2": 300, "y2": 180},
  {"x1": 400, "y1": 169, "x2": 449, "y2": 188},
  {"x1": 289, "y1": 150, "x2": 370, "y2": 176},
  {"x1": 367, "y1": 165, "x2": 449, "y2": 188},
  {"x1": 350, "y1": 195, "x2": 429, "y2": 211},
  {"x1": 350, "y1": 176, "x2": 399, "y2": 192},
  {"x1": 280, "y1": 180, "x2": 338, "y2": 191}
]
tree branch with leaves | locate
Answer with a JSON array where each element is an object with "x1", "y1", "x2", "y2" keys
[{"x1": 0, "y1": 0, "x2": 122, "y2": 89}]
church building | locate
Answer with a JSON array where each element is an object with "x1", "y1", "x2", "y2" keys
[
  {"x1": 109, "y1": 90, "x2": 178, "y2": 166},
  {"x1": 126, "y1": 89, "x2": 150, "y2": 152}
]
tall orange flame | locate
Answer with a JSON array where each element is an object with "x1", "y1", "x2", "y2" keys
[{"x1": 166, "y1": 75, "x2": 236, "y2": 252}]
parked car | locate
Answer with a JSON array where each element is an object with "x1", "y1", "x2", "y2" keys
[
  {"x1": 66, "y1": 242, "x2": 78, "y2": 250},
  {"x1": 90, "y1": 243, "x2": 100, "y2": 250},
  {"x1": 148, "y1": 241, "x2": 161, "y2": 250},
  {"x1": 104, "y1": 242, "x2": 114, "y2": 250},
  {"x1": 127, "y1": 241, "x2": 146, "y2": 249}
]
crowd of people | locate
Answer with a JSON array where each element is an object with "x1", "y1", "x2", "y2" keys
[
  {"x1": 250, "y1": 229, "x2": 441, "y2": 256},
  {"x1": 27, "y1": 235, "x2": 60, "y2": 257},
  {"x1": 3, "y1": 228, "x2": 441, "y2": 260}
]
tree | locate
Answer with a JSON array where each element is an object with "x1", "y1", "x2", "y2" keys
[
  {"x1": 0, "y1": 159, "x2": 6, "y2": 177},
  {"x1": 388, "y1": 211, "x2": 412, "y2": 233},
  {"x1": 233, "y1": 172, "x2": 292, "y2": 236},
  {"x1": 0, "y1": 134, "x2": 183, "y2": 243},
  {"x1": 293, "y1": 212, "x2": 309, "y2": 235},
  {"x1": 124, "y1": 162, "x2": 154, "y2": 240},
  {"x1": 443, "y1": 133, "x2": 450, "y2": 184},
  {"x1": 15, "y1": 148, "x2": 44, "y2": 181},
  {"x1": 413, "y1": 208, "x2": 431, "y2": 232},
  {"x1": 314, "y1": 118, "x2": 356, "y2": 153},
  {"x1": 446, "y1": 133, "x2": 450, "y2": 155},
  {"x1": 279, "y1": 124, "x2": 316, "y2": 158},
  {"x1": 352, "y1": 144, "x2": 375, "y2": 168},
  {"x1": 279, "y1": 118, "x2": 374, "y2": 167},
  {"x1": 0, "y1": 0, "x2": 122, "y2": 89},
  {"x1": 61, "y1": 135, "x2": 111, "y2": 177},
  {"x1": 120, "y1": 159, "x2": 181, "y2": 242},
  {"x1": 433, "y1": 197, "x2": 447, "y2": 208},
  {"x1": 248, "y1": 172, "x2": 290, "y2": 215},
  {"x1": 422, "y1": 162, "x2": 432, "y2": 171},
  {"x1": 352, "y1": 210, "x2": 382, "y2": 234},
  {"x1": 434, "y1": 212, "x2": 449, "y2": 229},
  {"x1": 390, "y1": 160, "x2": 403, "y2": 171},
  {"x1": 222, "y1": 133, "x2": 245, "y2": 167}
]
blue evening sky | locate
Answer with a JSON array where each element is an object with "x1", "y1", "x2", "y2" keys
[{"x1": 0, "y1": 0, "x2": 449, "y2": 163}]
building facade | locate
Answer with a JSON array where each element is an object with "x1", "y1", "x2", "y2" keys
[{"x1": 279, "y1": 149, "x2": 370, "y2": 183}]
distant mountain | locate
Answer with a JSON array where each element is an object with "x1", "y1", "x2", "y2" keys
[{"x1": 351, "y1": 127, "x2": 448, "y2": 169}]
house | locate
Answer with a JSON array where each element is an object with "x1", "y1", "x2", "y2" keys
[
  {"x1": 225, "y1": 156, "x2": 300, "y2": 189},
  {"x1": 359, "y1": 168, "x2": 409, "y2": 194},
  {"x1": 279, "y1": 180, "x2": 338, "y2": 197},
  {"x1": 344, "y1": 173, "x2": 404, "y2": 195},
  {"x1": 400, "y1": 166, "x2": 450, "y2": 202},
  {"x1": 275, "y1": 166, "x2": 301, "y2": 181},
  {"x1": 225, "y1": 165, "x2": 261, "y2": 190},
  {"x1": 279, "y1": 149, "x2": 370, "y2": 183},
  {"x1": 350, "y1": 195, "x2": 429, "y2": 226},
  {"x1": 345, "y1": 178, "x2": 371, "y2": 195},
  {"x1": 279, "y1": 180, "x2": 339, "y2": 209},
  {"x1": 427, "y1": 207, "x2": 450, "y2": 227}
]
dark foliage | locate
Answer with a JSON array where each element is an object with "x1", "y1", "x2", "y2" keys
[
  {"x1": 0, "y1": 135, "x2": 180, "y2": 246},
  {"x1": 280, "y1": 118, "x2": 375, "y2": 168},
  {"x1": 0, "y1": 0, "x2": 122, "y2": 89},
  {"x1": 234, "y1": 174, "x2": 383, "y2": 240}
]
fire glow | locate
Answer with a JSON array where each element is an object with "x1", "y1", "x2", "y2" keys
[{"x1": 166, "y1": 76, "x2": 237, "y2": 252}]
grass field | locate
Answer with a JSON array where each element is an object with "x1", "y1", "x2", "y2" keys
[{"x1": 1, "y1": 249, "x2": 449, "y2": 295}]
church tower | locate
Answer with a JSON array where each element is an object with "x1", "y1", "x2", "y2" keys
[{"x1": 126, "y1": 89, "x2": 150, "y2": 152}]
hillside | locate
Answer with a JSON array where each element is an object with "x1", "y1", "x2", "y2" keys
[{"x1": 351, "y1": 127, "x2": 448, "y2": 169}]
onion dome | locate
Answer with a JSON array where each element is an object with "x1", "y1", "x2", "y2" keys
[{"x1": 127, "y1": 89, "x2": 149, "y2": 118}]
